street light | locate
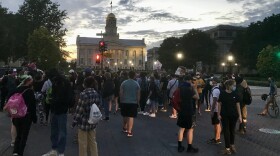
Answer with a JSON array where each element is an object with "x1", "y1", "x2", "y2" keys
[
  {"x1": 227, "y1": 55, "x2": 234, "y2": 74},
  {"x1": 221, "y1": 62, "x2": 226, "y2": 74},
  {"x1": 177, "y1": 53, "x2": 183, "y2": 60}
]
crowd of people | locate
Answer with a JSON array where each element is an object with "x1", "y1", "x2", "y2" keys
[{"x1": 0, "y1": 64, "x2": 277, "y2": 156}]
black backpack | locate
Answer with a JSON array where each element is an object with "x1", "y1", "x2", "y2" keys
[{"x1": 243, "y1": 87, "x2": 252, "y2": 105}]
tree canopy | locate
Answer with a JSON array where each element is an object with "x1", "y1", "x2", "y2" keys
[
  {"x1": 157, "y1": 29, "x2": 217, "y2": 71},
  {"x1": 230, "y1": 14, "x2": 280, "y2": 69},
  {"x1": 256, "y1": 45, "x2": 280, "y2": 78}
]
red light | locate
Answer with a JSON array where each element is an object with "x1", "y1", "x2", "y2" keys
[
  {"x1": 96, "y1": 55, "x2": 100, "y2": 60},
  {"x1": 99, "y1": 41, "x2": 104, "y2": 46}
]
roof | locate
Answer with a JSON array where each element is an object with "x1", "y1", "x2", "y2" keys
[
  {"x1": 77, "y1": 36, "x2": 145, "y2": 47},
  {"x1": 107, "y1": 13, "x2": 116, "y2": 19}
]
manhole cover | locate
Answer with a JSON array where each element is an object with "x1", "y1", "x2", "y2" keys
[{"x1": 259, "y1": 128, "x2": 280, "y2": 134}]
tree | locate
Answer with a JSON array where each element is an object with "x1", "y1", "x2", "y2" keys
[
  {"x1": 19, "y1": 0, "x2": 67, "y2": 47},
  {"x1": 231, "y1": 13, "x2": 280, "y2": 69},
  {"x1": 256, "y1": 45, "x2": 280, "y2": 78},
  {"x1": 27, "y1": 27, "x2": 62, "y2": 70},
  {"x1": 180, "y1": 29, "x2": 218, "y2": 66},
  {"x1": 158, "y1": 37, "x2": 181, "y2": 71}
]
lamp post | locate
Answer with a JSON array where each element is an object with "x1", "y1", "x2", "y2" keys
[
  {"x1": 227, "y1": 55, "x2": 234, "y2": 74},
  {"x1": 114, "y1": 62, "x2": 117, "y2": 71},
  {"x1": 235, "y1": 63, "x2": 239, "y2": 73},
  {"x1": 221, "y1": 62, "x2": 225, "y2": 75},
  {"x1": 177, "y1": 53, "x2": 183, "y2": 66}
]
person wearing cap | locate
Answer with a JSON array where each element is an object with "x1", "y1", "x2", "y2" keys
[
  {"x1": 207, "y1": 77, "x2": 222, "y2": 144},
  {"x1": 7, "y1": 75, "x2": 37, "y2": 156}
]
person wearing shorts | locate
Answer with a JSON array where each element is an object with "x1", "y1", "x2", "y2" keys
[
  {"x1": 120, "y1": 71, "x2": 140, "y2": 137},
  {"x1": 207, "y1": 77, "x2": 222, "y2": 144},
  {"x1": 177, "y1": 75, "x2": 199, "y2": 153}
]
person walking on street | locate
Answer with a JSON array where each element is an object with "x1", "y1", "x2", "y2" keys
[
  {"x1": 195, "y1": 72, "x2": 205, "y2": 115},
  {"x1": 5, "y1": 75, "x2": 37, "y2": 156},
  {"x1": 207, "y1": 77, "x2": 222, "y2": 144},
  {"x1": 120, "y1": 71, "x2": 140, "y2": 137},
  {"x1": 102, "y1": 72, "x2": 115, "y2": 121},
  {"x1": 146, "y1": 76, "x2": 160, "y2": 117},
  {"x1": 43, "y1": 69, "x2": 74, "y2": 156},
  {"x1": 137, "y1": 72, "x2": 148, "y2": 114},
  {"x1": 177, "y1": 75, "x2": 199, "y2": 153},
  {"x1": 72, "y1": 76, "x2": 100, "y2": 156},
  {"x1": 218, "y1": 79, "x2": 242, "y2": 155}
]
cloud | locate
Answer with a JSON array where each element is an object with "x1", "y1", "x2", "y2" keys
[
  {"x1": 137, "y1": 12, "x2": 198, "y2": 23},
  {"x1": 226, "y1": 0, "x2": 245, "y2": 3}
]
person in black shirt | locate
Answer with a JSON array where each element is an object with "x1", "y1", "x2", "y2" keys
[
  {"x1": 218, "y1": 79, "x2": 242, "y2": 155},
  {"x1": 160, "y1": 73, "x2": 169, "y2": 112},
  {"x1": 177, "y1": 75, "x2": 199, "y2": 153}
]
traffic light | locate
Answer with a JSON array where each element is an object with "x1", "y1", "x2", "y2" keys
[
  {"x1": 99, "y1": 41, "x2": 105, "y2": 52},
  {"x1": 104, "y1": 43, "x2": 108, "y2": 51},
  {"x1": 96, "y1": 54, "x2": 101, "y2": 64}
]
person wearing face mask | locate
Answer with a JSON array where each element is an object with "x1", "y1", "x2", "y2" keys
[
  {"x1": 207, "y1": 77, "x2": 222, "y2": 144},
  {"x1": 218, "y1": 79, "x2": 242, "y2": 155},
  {"x1": 8, "y1": 75, "x2": 37, "y2": 156},
  {"x1": 258, "y1": 77, "x2": 277, "y2": 116}
]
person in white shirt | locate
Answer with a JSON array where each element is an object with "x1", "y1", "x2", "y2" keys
[
  {"x1": 207, "y1": 77, "x2": 222, "y2": 144},
  {"x1": 167, "y1": 74, "x2": 179, "y2": 118}
]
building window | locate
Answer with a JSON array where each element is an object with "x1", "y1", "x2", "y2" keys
[
  {"x1": 80, "y1": 58, "x2": 84, "y2": 65},
  {"x1": 133, "y1": 50, "x2": 136, "y2": 56},
  {"x1": 226, "y1": 31, "x2": 232, "y2": 37},
  {"x1": 126, "y1": 50, "x2": 129, "y2": 56},
  {"x1": 88, "y1": 49, "x2": 92, "y2": 55},
  {"x1": 88, "y1": 58, "x2": 91, "y2": 65},
  {"x1": 124, "y1": 59, "x2": 127, "y2": 65},
  {"x1": 139, "y1": 60, "x2": 142, "y2": 66}
]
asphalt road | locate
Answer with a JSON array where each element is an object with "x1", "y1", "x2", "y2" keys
[{"x1": 1, "y1": 86, "x2": 280, "y2": 156}]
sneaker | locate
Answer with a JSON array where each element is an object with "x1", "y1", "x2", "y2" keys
[
  {"x1": 221, "y1": 148, "x2": 232, "y2": 155},
  {"x1": 149, "y1": 113, "x2": 156, "y2": 117},
  {"x1": 58, "y1": 154, "x2": 64, "y2": 156},
  {"x1": 230, "y1": 145, "x2": 237, "y2": 153},
  {"x1": 143, "y1": 112, "x2": 150, "y2": 116},
  {"x1": 178, "y1": 146, "x2": 185, "y2": 153},
  {"x1": 13, "y1": 153, "x2": 19, "y2": 156},
  {"x1": 138, "y1": 111, "x2": 144, "y2": 114},
  {"x1": 122, "y1": 128, "x2": 128, "y2": 133},
  {"x1": 169, "y1": 115, "x2": 177, "y2": 119},
  {"x1": 42, "y1": 150, "x2": 58, "y2": 156},
  {"x1": 187, "y1": 147, "x2": 199, "y2": 153},
  {"x1": 11, "y1": 142, "x2": 15, "y2": 147},
  {"x1": 205, "y1": 109, "x2": 211, "y2": 112},
  {"x1": 160, "y1": 108, "x2": 167, "y2": 112},
  {"x1": 127, "y1": 132, "x2": 133, "y2": 137}
]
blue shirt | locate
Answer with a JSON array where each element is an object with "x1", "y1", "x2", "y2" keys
[{"x1": 120, "y1": 79, "x2": 140, "y2": 104}]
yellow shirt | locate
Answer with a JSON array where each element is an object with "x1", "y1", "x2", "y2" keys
[{"x1": 195, "y1": 78, "x2": 205, "y2": 94}]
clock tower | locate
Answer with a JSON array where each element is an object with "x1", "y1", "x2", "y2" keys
[{"x1": 104, "y1": 13, "x2": 119, "y2": 40}]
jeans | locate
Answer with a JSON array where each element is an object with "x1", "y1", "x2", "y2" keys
[
  {"x1": 13, "y1": 114, "x2": 33, "y2": 155},
  {"x1": 103, "y1": 95, "x2": 113, "y2": 118},
  {"x1": 51, "y1": 113, "x2": 67, "y2": 154},
  {"x1": 78, "y1": 129, "x2": 98, "y2": 156},
  {"x1": 139, "y1": 91, "x2": 148, "y2": 112},
  {"x1": 221, "y1": 116, "x2": 237, "y2": 148}
]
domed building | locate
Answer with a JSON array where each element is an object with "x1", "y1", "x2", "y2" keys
[{"x1": 76, "y1": 12, "x2": 147, "y2": 70}]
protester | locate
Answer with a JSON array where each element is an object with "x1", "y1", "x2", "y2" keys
[
  {"x1": 177, "y1": 75, "x2": 199, "y2": 153},
  {"x1": 72, "y1": 76, "x2": 100, "y2": 156},
  {"x1": 207, "y1": 77, "x2": 222, "y2": 144},
  {"x1": 43, "y1": 69, "x2": 74, "y2": 156},
  {"x1": 167, "y1": 73, "x2": 179, "y2": 118},
  {"x1": 160, "y1": 73, "x2": 169, "y2": 112},
  {"x1": 218, "y1": 79, "x2": 242, "y2": 155},
  {"x1": 120, "y1": 71, "x2": 140, "y2": 137},
  {"x1": 146, "y1": 76, "x2": 159, "y2": 117},
  {"x1": 195, "y1": 72, "x2": 205, "y2": 115},
  {"x1": 102, "y1": 72, "x2": 115, "y2": 121},
  {"x1": 137, "y1": 72, "x2": 148, "y2": 114},
  {"x1": 7, "y1": 75, "x2": 37, "y2": 156}
]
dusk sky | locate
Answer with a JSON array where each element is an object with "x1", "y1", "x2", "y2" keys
[{"x1": 1, "y1": 0, "x2": 280, "y2": 60}]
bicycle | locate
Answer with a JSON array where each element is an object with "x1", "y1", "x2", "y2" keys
[{"x1": 262, "y1": 94, "x2": 279, "y2": 118}]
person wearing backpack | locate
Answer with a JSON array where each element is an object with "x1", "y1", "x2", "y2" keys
[
  {"x1": 72, "y1": 76, "x2": 101, "y2": 156},
  {"x1": 137, "y1": 72, "x2": 148, "y2": 114},
  {"x1": 177, "y1": 75, "x2": 199, "y2": 153},
  {"x1": 235, "y1": 75, "x2": 249, "y2": 134},
  {"x1": 43, "y1": 70, "x2": 75, "y2": 156},
  {"x1": 8, "y1": 75, "x2": 37, "y2": 156}
]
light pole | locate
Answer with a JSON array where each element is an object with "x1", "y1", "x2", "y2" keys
[
  {"x1": 114, "y1": 62, "x2": 117, "y2": 71},
  {"x1": 177, "y1": 53, "x2": 183, "y2": 66},
  {"x1": 221, "y1": 62, "x2": 225, "y2": 75},
  {"x1": 234, "y1": 63, "x2": 239, "y2": 73},
  {"x1": 227, "y1": 55, "x2": 234, "y2": 74}
]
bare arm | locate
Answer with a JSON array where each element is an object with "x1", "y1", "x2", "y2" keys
[{"x1": 236, "y1": 102, "x2": 242, "y2": 123}]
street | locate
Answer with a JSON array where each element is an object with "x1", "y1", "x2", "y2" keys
[{"x1": 0, "y1": 86, "x2": 280, "y2": 156}]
